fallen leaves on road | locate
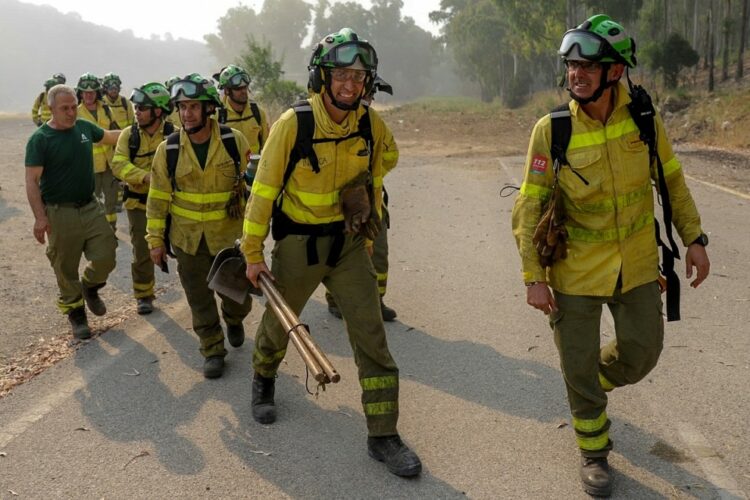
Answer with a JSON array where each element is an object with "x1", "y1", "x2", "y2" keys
[
  {"x1": 556, "y1": 422, "x2": 568, "y2": 429},
  {"x1": 0, "y1": 307, "x2": 132, "y2": 398},
  {"x1": 74, "y1": 427, "x2": 90, "y2": 432},
  {"x1": 123, "y1": 368, "x2": 140, "y2": 376},
  {"x1": 123, "y1": 450, "x2": 150, "y2": 470},
  {"x1": 248, "y1": 449, "x2": 272, "y2": 456}
]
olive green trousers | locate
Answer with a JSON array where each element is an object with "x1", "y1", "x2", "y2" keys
[
  {"x1": 550, "y1": 281, "x2": 664, "y2": 454},
  {"x1": 253, "y1": 233, "x2": 400, "y2": 437}
]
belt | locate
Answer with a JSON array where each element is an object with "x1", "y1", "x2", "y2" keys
[{"x1": 50, "y1": 198, "x2": 93, "y2": 208}]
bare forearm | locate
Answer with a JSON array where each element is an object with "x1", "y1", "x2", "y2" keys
[{"x1": 25, "y1": 168, "x2": 46, "y2": 219}]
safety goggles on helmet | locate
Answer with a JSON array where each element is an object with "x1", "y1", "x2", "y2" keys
[
  {"x1": 170, "y1": 80, "x2": 207, "y2": 100},
  {"x1": 559, "y1": 29, "x2": 618, "y2": 62},
  {"x1": 320, "y1": 41, "x2": 377, "y2": 70},
  {"x1": 77, "y1": 80, "x2": 100, "y2": 91},
  {"x1": 225, "y1": 72, "x2": 250, "y2": 88},
  {"x1": 130, "y1": 88, "x2": 154, "y2": 106}
]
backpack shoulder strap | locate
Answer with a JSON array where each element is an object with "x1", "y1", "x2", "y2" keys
[
  {"x1": 549, "y1": 103, "x2": 572, "y2": 169},
  {"x1": 217, "y1": 107, "x2": 227, "y2": 124},
  {"x1": 37, "y1": 92, "x2": 45, "y2": 107},
  {"x1": 218, "y1": 124, "x2": 242, "y2": 175},
  {"x1": 250, "y1": 102, "x2": 264, "y2": 150},
  {"x1": 128, "y1": 123, "x2": 140, "y2": 162},
  {"x1": 102, "y1": 103, "x2": 118, "y2": 130},
  {"x1": 165, "y1": 131, "x2": 181, "y2": 191},
  {"x1": 163, "y1": 120, "x2": 175, "y2": 136},
  {"x1": 284, "y1": 100, "x2": 318, "y2": 187},
  {"x1": 357, "y1": 105, "x2": 374, "y2": 173}
]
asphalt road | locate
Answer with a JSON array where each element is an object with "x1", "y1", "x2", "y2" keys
[{"x1": 1, "y1": 152, "x2": 748, "y2": 499}]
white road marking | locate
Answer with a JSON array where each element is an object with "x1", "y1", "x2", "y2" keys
[{"x1": 684, "y1": 174, "x2": 750, "y2": 201}]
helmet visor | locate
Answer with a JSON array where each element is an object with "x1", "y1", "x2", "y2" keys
[
  {"x1": 227, "y1": 73, "x2": 250, "y2": 88},
  {"x1": 322, "y1": 41, "x2": 377, "y2": 69},
  {"x1": 559, "y1": 30, "x2": 611, "y2": 61},
  {"x1": 170, "y1": 80, "x2": 204, "y2": 100}
]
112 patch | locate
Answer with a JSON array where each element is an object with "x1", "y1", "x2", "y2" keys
[{"x1": 531, "y1": 155, "x2": 548, "y2": 175}]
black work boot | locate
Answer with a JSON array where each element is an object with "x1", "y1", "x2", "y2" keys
[
  {"x1": 82, "y1": 283, "x2": 106, "y2": 316},
  {"x1": 226, "y1": 323, "x2": 245, "y2": 348},
  {"x1": 136, "y1": 297, "x2": 154, "y2": 315},
  {"x1": 367, "y1": 435, "x2": 422, "y2": 477},
  {"x1": 251, "y1": 373, "x2": 276, "y2": 424},
  {"x1": 580, "y1": 456, "x2": 612, "y2": 497},
  {"x1": 67, "y1": 307, "x2": 91, "y2": 340},
  {"x1": 203, "y1": 356, "x2": 225, "y2": 379},
  {"x1": 380, "y1": 299, "x2": 397, "y2": 322}
]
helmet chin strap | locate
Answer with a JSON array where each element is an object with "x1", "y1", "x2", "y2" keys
[
  {"x1": 566, "y1": 62, "x2": 617, "y2": 105},
  {"x1": 324, "y1": 74, "x2": 362, "y2": 111}
]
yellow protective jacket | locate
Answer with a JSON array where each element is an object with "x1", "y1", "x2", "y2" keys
[
  {"x1": 78, "y1": 102, "x2": 115, "y2": 173},
  {"x1": 512, "y1": 82, "x2": 703, "y2": 296},
  {"x1": 146, "y1": 120, "x2": 251, "y2": 256},
  {"x1": 31, "y1": 91, "x2": 51, "y2": 125},
  {"x1": 219, "y1": 96, "x2": 269, "y2": 154},
  {"x1": 103, "y1": 94, "x2": 134, "y2": 129},
  {"x1": 111, "y1": 121, "x2": 173, "y2": 211},
  {"x1": 240, "y1": 94, "x2": 398, "y2": 264}
]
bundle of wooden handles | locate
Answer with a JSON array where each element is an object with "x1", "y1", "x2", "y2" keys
[{"x1": 258, "y1": 272, "x2": 340, "y2": 385}]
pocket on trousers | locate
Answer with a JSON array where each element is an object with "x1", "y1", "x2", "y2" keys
[{"x1": 548, "y1": 309, "x2": 564, "y2": 330}]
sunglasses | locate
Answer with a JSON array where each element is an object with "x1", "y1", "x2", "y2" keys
[
  {"x1": 77, "y1": 81, "x2": 100, "y2": 90},
  {"x1": 330, "y1": 68, "x2": 367, "y2": 83},
  {"x1": 565, "y1": 60, "x2": 603, "y2": 73}
]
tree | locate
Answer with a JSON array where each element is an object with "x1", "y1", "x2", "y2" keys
[
  {"x1": 642, "y1": 32, "x2": 699, "y2": 88},
  {"x1": 738, "y1": 0, "x2": 749, "y2": 79},
  {"x1": 237, "y1": 38, "x2": 306, "y2": 109}
]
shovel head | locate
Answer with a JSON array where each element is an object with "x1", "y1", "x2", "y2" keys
[{"x1": 208, "y1": 257, "x2": 251, "y2": 304}]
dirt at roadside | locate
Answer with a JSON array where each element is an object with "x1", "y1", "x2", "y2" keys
[{"x1": 1, "y1": 105, "x2": 748, "y2": 398}]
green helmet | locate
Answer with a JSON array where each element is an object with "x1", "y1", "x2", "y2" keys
[
  {"x1": 52, "y1": 72, "x2": 66, "y2": 84},
  {"x1": 309, "y1": 27, "x2": 378, "y2": 72},
  {"x1": 76, "y1": 72, "x2": 101, "y2": 91},
  {"x1": 217, "y1": 64, "x2": 250, "y2": 89},
  {"x1": 102, "y1": 72, "x2": 122, "y2": 88},
  {"x1": 170, "y1": 73, "x2": 222, "y2": 107},
  {"x1": 44, "y1": 78, "x2": 58, "y2": 90},
  {"x1": 164, "y1": 75, "x2": 181, "y2": 90},
  {"x1": 559, "y1": 14, "x2": 636, "y2": 68},
  {"x1": 131, "y1": 82, "x2": 172, "y2": 114}
]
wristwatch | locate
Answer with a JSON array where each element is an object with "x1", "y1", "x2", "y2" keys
[{"x1": 691, "y1": 233, "x2": 709, "y2": 247}]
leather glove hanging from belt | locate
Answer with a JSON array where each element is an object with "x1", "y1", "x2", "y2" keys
[
  {"x1": 532, "y1": 178, "x2": 568, "y2": 268},
  {"x1": 340, "y1": 171, "x2": 381, "y2": 240}
]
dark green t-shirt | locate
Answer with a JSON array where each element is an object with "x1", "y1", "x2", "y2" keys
[
  {"x1": 24, "y1": 119, "x2": 104, "y2": 204},
  {"x1": 191, "y1": 137, "x2": 210, "y2": 170}
]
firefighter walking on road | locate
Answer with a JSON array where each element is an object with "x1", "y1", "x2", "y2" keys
[
  {"x1": 511, "y1": 15, "x2": 710, "y2": 497},
  {"x1": 241, "y1": 28, "x2": 421, "y2": 478},
  {"x1": 111, "y1": 82, "x2": 174, "y2": 315},
  {"x1": 31, "y1": 73, "x2": 66, "y2": 127},
  {"x1": 214, "y1": 64, "x2": 269, "y2": 155},
  {"x1": 146, "y1": 73, "x2": 253, "y2": 379},
  {"x1": 76, "y1": 73, "x2": 120, "y2": 231}
]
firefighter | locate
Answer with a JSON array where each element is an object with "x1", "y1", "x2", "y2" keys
[
  {"x1": 76, "y1": 72, "x2": 119, "y2": 231},
  {"x1": 241, "y1": 28, "x2": 421, "y2": 478},
  {"x1": 146, "y1": 73, "x2": 253, "y2": 379},
  {"x1": 24, "y1": 84, "x2": 120, "y2": 339},
  {"x1": 31, "y1": 73, "x2": 66, "y2": 127},
  {"x1": 214, "y1": 64, "x2": 269, "y2": 154},
  {"x1": 111, "y1": 82, "x2": 174, "y2": 315},
  {"x1": 511, "y1": 14, "x2": 710, "y2": 497},
  {"x1": 102, "y1": 72, "x2": 134, "y2": 129}
]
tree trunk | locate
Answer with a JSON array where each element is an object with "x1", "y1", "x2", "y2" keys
[
  {"x1": 738, "y1": 0, "x2": 749, "y2": 79},
  {"x1": 709, "y1": 0, "x2": 716, "y2": 91},
  {"x1": 722, "y1": 0, "x2": 732, "y2": 81},
  {"x1": 664, "y1": 0, "x2": 670, "y2": 41}
]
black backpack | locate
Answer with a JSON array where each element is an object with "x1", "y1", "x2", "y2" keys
[
  {"x1": 549, "y1": 84, "x2": 681, "y2": 321},
  {"x1": 128, "y1": 121, "x2": 175, "y2": 162},
  {"x1": 217, "y1": 102, "x2": 264, "y2": 150}
]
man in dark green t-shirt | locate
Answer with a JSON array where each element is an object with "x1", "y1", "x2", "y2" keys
[{"x1": 25, "y1": 84, "x2": 121, "y2": 339}]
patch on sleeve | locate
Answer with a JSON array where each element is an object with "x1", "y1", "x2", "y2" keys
[{"x1": 531, "y1": 155, "x2": 548, "y2": 175}]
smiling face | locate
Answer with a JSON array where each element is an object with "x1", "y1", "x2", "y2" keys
[
  {"x1": 326, "y1": 67, "x2": 366, "y2": 107},
  {"x1": 565, "y1": 60, "x2": 624, "y2": 101}
]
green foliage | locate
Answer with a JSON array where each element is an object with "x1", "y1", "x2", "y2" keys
[
  {"x1": 237, "y1": 38, "x2": 306, "y2": 109},
  {"x1": 642, "y1": 32, "x2": 699, "y2": 88}
]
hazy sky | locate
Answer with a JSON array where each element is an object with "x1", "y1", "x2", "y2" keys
[{"x1": 20, "y1": 0, "x2": 443, "y2": 41}]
